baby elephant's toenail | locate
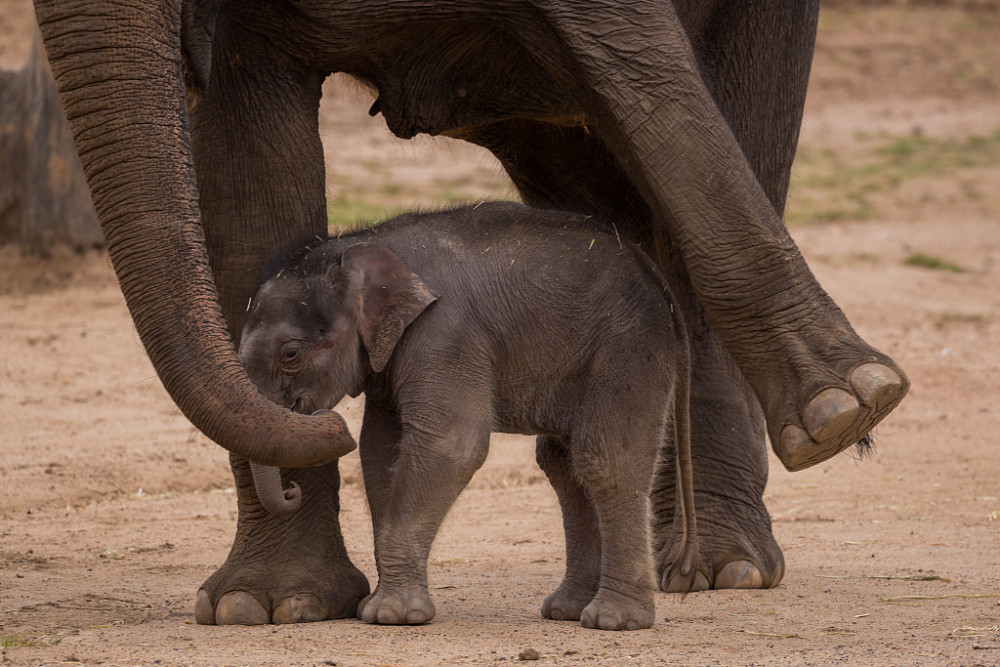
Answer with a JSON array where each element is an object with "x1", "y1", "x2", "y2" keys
[
  {"x1": 850, "y1": 363, "x2": 904, "y2": 406},
  {"x1": 803, "y1": 388, "x2": 860, "y2": 442}
]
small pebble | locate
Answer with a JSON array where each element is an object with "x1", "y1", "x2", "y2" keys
[{"x1": 518, "y1": 648, "x2": 540, "y2": 661}]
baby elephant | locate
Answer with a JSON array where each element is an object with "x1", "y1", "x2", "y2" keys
[{"x1": 239, "y1": 201, "x2": 697, "y2": 631}]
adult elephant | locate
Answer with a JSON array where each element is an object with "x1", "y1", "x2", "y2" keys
[{"x1": 33, "y1": 0, "x2": 908, "y2": 625}]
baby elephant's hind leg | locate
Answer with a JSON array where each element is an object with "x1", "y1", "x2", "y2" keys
[
  {"x1": 536, "y1": 435, "x2": 601, "y2": 621},
  {"x1": 571, "y1": 420, "x2": 661, "y2": 631}
]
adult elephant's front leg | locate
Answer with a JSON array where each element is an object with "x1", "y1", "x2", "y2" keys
[
  {"x1": 538, "y1": 1, "x2": 908, "y2": 471},
  {"x1": 196, "y1": 458, "x2": 368, "y2": 624},
  {"x1": 187, "y1": 10, "x2": 368, "y2": 624}
]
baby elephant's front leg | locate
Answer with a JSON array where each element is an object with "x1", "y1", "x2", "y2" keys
[{"x1": 358, "y1": 428, "x2": 489, "y2": 625}]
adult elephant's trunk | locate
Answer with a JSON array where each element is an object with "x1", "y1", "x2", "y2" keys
[{"x1": 32, "y1": 0, "x2": 356, "y2": 467}]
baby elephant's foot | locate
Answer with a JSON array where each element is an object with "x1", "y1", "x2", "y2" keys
[
  {"x1": 357, "y1": 585, "x2": 435, "y2": 625},
  {"x1": 541, "y1": 579, "x2": 599, "y2": 622},
  {"x1": 579, "y1": 588, "x2": 654, "y2": 631}
]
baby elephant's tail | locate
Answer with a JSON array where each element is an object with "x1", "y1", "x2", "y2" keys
[
  {"x1": 672, "y1": 371, "x2": 700, "y2": 594},
  {"x1": 666, "y1": 345, "x2": 699, "y2": 595},
  {"x1": 655, "y1": 291, "x2": 699, "y2": 596}
]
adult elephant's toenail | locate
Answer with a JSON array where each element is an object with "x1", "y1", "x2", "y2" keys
[
  {"x1": 803, "y1": 388, "x2": 859, "y2": 442},
  {"x1": 662, "y1": 568, "x2": 710, "y2": 593},
  {"x1": 194, "y1": 589, "x2": 216, "y2": 625},
  {"x1": 778, "y1": 424, "x2": 814, "y2": 471},
  {"x1": 273, "y1": 593, "x2": 326, "y2": 624},
  {"x1": 715, "y1": 560, "x2": 764, "y2": 589},
  {"x1": 850, "y1": 363, "x2": 905, "y2": 406},
  {"x1": 215, "y1": 591, "x2": 270, "y2": 625}
]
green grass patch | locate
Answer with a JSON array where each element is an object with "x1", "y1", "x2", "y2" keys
[
  {"x1": 1, "y1": 634, "x2": 60, "y2": 648},
  {"x1": 903, "y1": 253, "x2": 966, "y2": 273},
  {"x1": 934, "y1": 311, "x2": 986, "y2": 328},
  {"x1": 787, "y1": 129, "x2": 1000, "y2": 225},
  {"x1": 326, "y1": 195, "x2": 395, "y2": 229},
  {"x1": 873, "y1": 131, "x2": 1000, "y2": 174},
  {"x1": 326, "y1": 176, "x2": 519, "y2": 230}
]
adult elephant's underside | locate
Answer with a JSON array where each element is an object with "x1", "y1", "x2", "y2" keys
[{"x1": 33, "y1": 0, "x2": 907, "y2": 625}]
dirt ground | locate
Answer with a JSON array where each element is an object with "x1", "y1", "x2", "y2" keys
[{"x1": 3, "y1": 3, "x2": 1000, "y2": 666}]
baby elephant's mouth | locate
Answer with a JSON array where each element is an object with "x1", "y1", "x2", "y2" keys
[{"x1": 287, "y1": 396, "x2": 335, "y2": 416}]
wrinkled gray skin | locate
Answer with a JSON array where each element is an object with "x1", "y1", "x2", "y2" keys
[
  {"x1": 34, "y1": 0, "x2": 909, "y2": 625},
  {"x1": 239, "y1": 203, "x2": 699, "y2": 630}
]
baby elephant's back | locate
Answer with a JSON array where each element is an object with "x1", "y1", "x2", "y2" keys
[
  {"x1": 381, "y1": 202, "x2": 679, "y2": 345},
  {"x1": 385, "y1": 203, "x2": 683, "y2": 401}
]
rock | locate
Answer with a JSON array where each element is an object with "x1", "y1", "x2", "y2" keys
[{"x1": 518, "y1": 648, "x2": 540, "y2": 661}]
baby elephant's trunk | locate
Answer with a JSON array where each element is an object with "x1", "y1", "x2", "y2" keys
[{"x1": 249, "y1": 462, "x2": 302, "y2": 516}]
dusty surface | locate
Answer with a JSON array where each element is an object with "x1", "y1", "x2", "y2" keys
[{"x1": 3, "y1": 3, "x2": 1000, "y2": 666}]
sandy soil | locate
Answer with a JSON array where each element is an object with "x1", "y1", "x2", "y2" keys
[{"x1": 3, "y1": 3, "x2": 1000, "y2": 666}]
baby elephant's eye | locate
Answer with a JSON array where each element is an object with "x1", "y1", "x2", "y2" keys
[{"x1": 280, "y1": 345, "x2": 301, "y2": 367}]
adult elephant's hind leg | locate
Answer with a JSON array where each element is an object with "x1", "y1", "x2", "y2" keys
[
  {"x1": 655, "y1": 333, "x2": 783, "y2": 593},
  {"x1": 195, "y1": 458, "x2": 369, "y2": 625}
]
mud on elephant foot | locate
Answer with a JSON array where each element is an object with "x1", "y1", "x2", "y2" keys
[{"x1": 194, "y1": 462, "x2": 370, "y2": 625}]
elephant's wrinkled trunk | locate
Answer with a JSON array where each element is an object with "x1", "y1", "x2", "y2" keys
[{"x1": 32, "y1": 0, "x2": 356, "y2": 467}]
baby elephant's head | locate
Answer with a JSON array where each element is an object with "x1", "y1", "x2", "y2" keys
[{"x1": 239, "y1": 242, "x2": 438, "y2": 415}]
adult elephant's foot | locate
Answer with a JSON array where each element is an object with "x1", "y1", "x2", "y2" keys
[
  {"x1": 656, "y1": 459, "x2": 785, "y2": 593},
  {"x1": 726, "y1": 289, "x2": 909, "y2": 472},
  {"x1": 356, "y1": 585, "x2": 435, "y2": 625},
  {"x1": 657, "y1": 496, "x2": 784, "y2": 593},
  {"x1": 658, "y1": 528, "x2": 784, "y2": 593},
  {"x1": 775, "y1": 361, "x2": 908, "y2": 472},
  {"x1": 655, "y1": 456, "x2": 785, "y2": 592},
  {"x1": 194, "y1": 460, "x2": 370, "y2": 625},
  {"x1": 579, "y1": 587, "x2": 654, "y2": 631}
]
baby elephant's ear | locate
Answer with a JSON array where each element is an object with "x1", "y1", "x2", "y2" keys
[{"x1": 341, "y1": 243, "x2": 439, "y2": 373}]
